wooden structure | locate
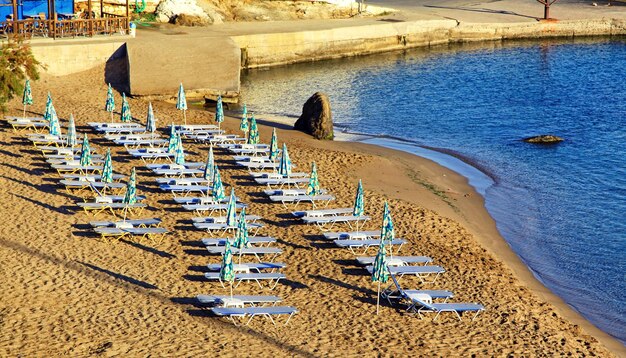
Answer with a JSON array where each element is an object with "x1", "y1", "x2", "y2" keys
[{"x1": 0, "y1": 0, "x2": 130, "y2": 39}]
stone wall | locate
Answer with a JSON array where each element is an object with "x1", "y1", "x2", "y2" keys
[{"x1": 233, "y1": 18, "x2": 626, "y2": 69}]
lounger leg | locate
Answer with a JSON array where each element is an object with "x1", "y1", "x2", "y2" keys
[{"x1": 284, "y1": 312, "x2": 295, "y2": 325}]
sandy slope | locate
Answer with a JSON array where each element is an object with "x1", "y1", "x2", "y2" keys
[{"x1": 0, "y1": 65, "x2": 615, "y2": 356}]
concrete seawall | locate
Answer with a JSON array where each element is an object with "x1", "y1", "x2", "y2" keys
[{"x1": 233, "y1": 18, "x2": 626, "y2": 69}]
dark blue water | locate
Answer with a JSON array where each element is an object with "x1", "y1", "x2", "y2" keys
[{"x1": 239, "y1": 38, "x2": 626, "y2": 344}]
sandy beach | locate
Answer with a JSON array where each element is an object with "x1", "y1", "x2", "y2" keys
[{"x1": 0, "y1": 64, "x2": 622, "y2": 356}]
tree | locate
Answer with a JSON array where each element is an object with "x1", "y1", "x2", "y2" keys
[
  {"x1": 536, "y1": 0, "x2": 559, "y2": 20},
  {"x1": 0, "y1": 38, "x2": 41, "y2": 112}
]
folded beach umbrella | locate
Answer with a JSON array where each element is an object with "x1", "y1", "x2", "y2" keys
[
  {"x1": 215, "y1": 95, "x2": 224, "y2": 128},
  {"x1": 306, "y1": 162, "x2": 320, "y2": 195},
  {"x1": 233, "y1": 207, "x2": 249, "y2": 264},
  {"x1": 247, "y1": 115, "x2": 259, "y2": 145},
  {"x1": 174, "y1": 134, "x2": 185, "y2": 165},
  {"x1": 278, "y1": 143, "x2": 292, "y2": 177},
  {"x1": 122, "y1": 167, "x2": 137, "y2": 221},
  {"x1": 48, "y1": 104, "x2": 60, "y2": 136},
  {"x1": 240, "y1": 104, "x2": 249, "y2": 134},
  {"x1": 176, "y1": 83, "x2": 187, "y2": 125},
  {"x1": 79, "y1": 134, "x2": 92, "y2": 166},
  {"x1": 203, "y1": 146, "x2": 215, "y2": 181},
  {"x1": 212, "y1": 164, "x2": 225, "y2": 202},
  {"x1": 225, "y1": 188, "x2": 237, "y2": 227},
  {"x1": 233, "y1": 207, "x2": 249, "y2": 249},
  {"x1": 269, "y1": 128, "x2": 279, "y2": 162},
  {"x1": 353, "y1": 179, "x2": 364, "y2": 216},
  {"x1": 120, "y1": 93, "x2": 132, "y2": 123},
  {"x1": 105, "y1": 83, "x2": 115, "y2": 122},
  {"x1": 43, "y1": 92, "x2": 52, "y2": 122},
  {"x1": 220, "y1": 239, "x2": 236, "y2": 297},
  {"x1": 101, "y1": 148, "x2": 113, "y2": 184},
  {"x1": 371, "y1": 240, "x2": 389, "y2": 315},
  {"x1": 22, "y1": 79, "x2": 33, "y2": 119},
  {"x1": 123, "y1": 167, "x2": 137, "y2": 205},
  {"x1": 167, "y1": 124, "x2": 178, "y2": 154},
  {"x1": 66, "y1": 114, "x2": 77, "y2": 148},
  {"x1": 380, "y1": 201, "x2": 395, "y2": 257},
  {"x1": 146, "y1": 102, "x2": 156, "y2": 134}
]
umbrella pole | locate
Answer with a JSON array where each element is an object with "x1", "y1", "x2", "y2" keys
[
  {"x1": 23, "y1": 104, "x2": 26, "y2": 120},
  {"x1": 183, "y1": 110, "x2": 187, "y2": 126},
  {"x1": 230, "y1": 281, "x2": 233, "y2": 299},
  {"x1": 110, "y1": 111, "x2": 113, "y2": 123},
  {"x1": 376, "y1": 281, "x2": 381, "y2": 315}
]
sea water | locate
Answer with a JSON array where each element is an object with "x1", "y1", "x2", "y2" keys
[{"x1": 239, "y1": 38, "x2": 626, "y2": 343}]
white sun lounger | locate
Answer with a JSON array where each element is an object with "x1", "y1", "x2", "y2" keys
[
  {"x1": 269, "y1": 192, "x2": 335, "y2": 208},
  {"x1": 192, "y1": 215, "x2": 261, "y2": 224},
  {"x1": 62, "y1": 173, "x2": 126, "y2": 182},
  {"x1": 45, "y1": 153, "x2": 103, "y2": 161},
  {"x1": 105, "y1": 133, "x2": 156, "y2": 140},
  {"x1": 89, "y1": 218, "x2": 162, "y2": 228},
  {"x1": 183, "y1": 203, "x2": 247, "y2": 216},
  {"x1": 119, "y1": 139, "x2": 168, "y2": 148},
  {"x1": 127, "y1": 147, "x2": 169, "y2": 156},
  {"x1": 236, "y1": 160, "x2": 280, "y2": 171},
  {"x1": 174, "y1": 196, "x2": 229, "y2": 205},
  {"x1": 52, "y1": 164, "x2": 103, "y2": 175},
  {"x1": 206, "y1": 246, "x2": 282, "y2": 261},
  {"x1": 156, "y1": 177, "x2": 210, "y2": 185},
  {"x1": 399, "y1": 286, "x2": 484, "y2": 321},
  {"x1": 96, "y1": 126, "x2": 146, "y2": 134},
  {"x1": 382, "y1": 273, "x2": 454, "y2": 308},
  {"x1": 195, "y1": 134, "x2": 245, "y2": 144},
  {"x1": 7, "y1": 117, "x2": 48, "y2": 131},
  {"x1": 89, "y1": 122, "x2": 144, "y2": 129},
  {"x1": 211, "y1": 306, "x2": 297, "y2": 326},
  {"x1": 356, "y1": 256, "x2": 433, "y2": 266},
  {"x1": 204, "y1": 272, "x2": 286, "y2": 289},
  {"x1": 366, "y1": 265, "x2": 445, "y2": 283},
  {"x1": 292, "y1": 208, "x2": 353, "y2": 218},
  {"x1": 93, "y1": 226, "x2": 169, "y2": 244},
  {"x1": 205, "y1": 262, "x2": 285, "y2": 272},
  {"x1": 333, "y1": 238, "x2": 406, "y2": 254},
  {"x1": 197, "y1": 294, "x2": 282, "y2": 306},
  {"x1": 153, "y1": 168, "x2": 204, "y2": 177},
  {"x1": 193, "y1": 222, "x2": 264, "y2": 236},
  {"x1": 201, "y1": 236, "x2": 276, "y2": 247},
  {"x1": 146, "y1": 162, "x2": 204, "y2": 170},
  {"x1": 160, "y1": 183, "x2": 211, "y2": 197},
  {"x1": 76, "y1": 202, "x2": 147, "y2": 216},
  {"x1": 257, "y1": 177, "x2": 311, "y2": 189},
  {"x1": 39, "y1": 146, "x2": 81, "y2": 155},
  {"x1": 323, "y1": 231, "x2": 380, "y2": 240},
  {"x1": 60, "y1": 179, "x2": 125, "y2": 194},
  {"x1": 301, "y1": 215, "x2": 371, "y2": 231}
]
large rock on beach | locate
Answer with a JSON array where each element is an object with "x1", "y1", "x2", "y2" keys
[
  {"x1": 155, "y1": 0, "x2": 210, "y2": 24},
  {"x1": 294, "y1": 92, "x2": 334, "y2": 140},
  {"x1": 523, "y1": 135, "x2": 564, "y2": 144}
]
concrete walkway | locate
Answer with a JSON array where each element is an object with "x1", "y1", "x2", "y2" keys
[{"x1": 119, "y1": 0, "x2": 626, "y2": 96}]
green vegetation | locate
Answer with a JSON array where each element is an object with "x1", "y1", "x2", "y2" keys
[
  {"x1": 405, "y1": 167, "x2": 459, "y2": 213},
  {"x1": 0, "y1": 39, "x2": 41, "y2": 112},
  {"x1": 131, "y1": 12, "x2": 157, "y2": 25}
]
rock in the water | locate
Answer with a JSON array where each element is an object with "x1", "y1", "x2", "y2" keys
[
  {"x1": 294, "y1": 92, "x2": 334, "y2": 140},
  {"x1": 523, "y1": 135, "x2": 564, "y2": 144},
  {"x1": 155, "y1": 0, "x2": 210, "y2": 24}
]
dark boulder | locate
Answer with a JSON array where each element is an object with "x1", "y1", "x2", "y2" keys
[
  {"x1": 294, "y1": 92, "x2": 334, "y2": 140},
  {"x1": 523, "y1": 135, "x2": 564, "y2": 144}
]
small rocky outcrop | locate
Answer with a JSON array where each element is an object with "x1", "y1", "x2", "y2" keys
[
  {"x1": 155, "y1": 0, "x2": 210, "y2": 24},
  {"x1": 523, "y1": 135, "x2": 564, "y2": 144},
  {"x1": 294, "y1": 92, "x2": 334, "y2": 140}
]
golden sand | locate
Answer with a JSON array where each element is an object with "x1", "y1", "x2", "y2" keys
[{"x1": 0, "y1": 66, "x2": 617, "y2": 356}]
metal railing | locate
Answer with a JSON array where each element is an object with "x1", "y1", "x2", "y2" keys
[{"x1": 0, "y1": 16, "x2": 129, "y2": 39}]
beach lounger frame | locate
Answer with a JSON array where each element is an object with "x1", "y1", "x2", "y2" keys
[
  {"x1": 211, "y1": 306, "x2": 297, "y2": 326},
  {"x1": 204, "y1": 272, "x2": 286, "y2": 290}
]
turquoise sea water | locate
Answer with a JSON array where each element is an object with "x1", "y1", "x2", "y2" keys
[{"x1": 239, "y1": 38, "x2": 626, "y2": 344}]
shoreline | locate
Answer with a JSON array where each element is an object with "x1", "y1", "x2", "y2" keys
[
  {"x1": 253, "y1": 112, "x2": 626, "y2": 354},
  {"x1": 1, "y1": 63, "x2": 622, "y2": 354}
]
